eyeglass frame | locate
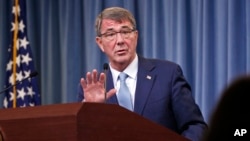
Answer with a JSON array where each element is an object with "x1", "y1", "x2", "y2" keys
[{"x1": 98, "y1": 28, "x2": 136, "y2": 41}]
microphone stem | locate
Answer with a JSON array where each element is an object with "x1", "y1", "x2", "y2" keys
[
  {"x1": 103, "y1": 63, "x2": 109, "y2": 103},
  {"x1": 104, "y1": 69, "x2": 107, "y2": 103},
  {"x1": 0, "y1": 72, "x2": 37, "y2": 94},
  {"x1": 0, "y1": 80, "x2": 22, "y2": 94}
]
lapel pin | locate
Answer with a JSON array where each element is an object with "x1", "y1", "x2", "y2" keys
[{"x1": 146, "y1": 75, "x2": 151, "y2": 80}]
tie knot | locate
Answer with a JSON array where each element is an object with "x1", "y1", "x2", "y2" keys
[{"x1": 119, "y1": 72, "x2": 128, "y2": 81}]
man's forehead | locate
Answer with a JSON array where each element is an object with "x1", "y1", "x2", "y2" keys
[{"x1": 101, "y1": 19, "x2": 132, "y2": 31}]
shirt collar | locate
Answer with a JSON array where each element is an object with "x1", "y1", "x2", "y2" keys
[{"x1": 110, "y1": 54, "x2": 138, "y2": 83}]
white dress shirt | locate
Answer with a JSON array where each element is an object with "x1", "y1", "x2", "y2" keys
[{"x1": 109, "y1": 55, "x2": 138, "y2": 108}]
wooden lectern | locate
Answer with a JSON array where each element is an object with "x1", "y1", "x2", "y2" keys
[{"x1": 0, "y1": 103, "x2": 189, "y2": 141}]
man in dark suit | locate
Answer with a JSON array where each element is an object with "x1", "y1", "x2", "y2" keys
[{"x1": 78, "y1": 7, "x2": 207, "y2": 141}]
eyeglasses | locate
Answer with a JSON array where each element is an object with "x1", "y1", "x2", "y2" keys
[{"x1": 99, "y1": 28, "x2": 136, "y2": 41}]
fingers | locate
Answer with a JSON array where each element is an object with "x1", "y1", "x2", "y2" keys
[
  {"x1": 80, "y1": 69, "x2": 108, "y2": 102},
  {"x1": 99, "y1": 73, "x2": 105, "y2": 84},
  {"x1": 80, "y1": 69, "x2": 106, "y2": 86},
  {"x1": 80, "y1": 78, "x2": 87, "y2": 89},
  {"x1": 85, "y1": 69, "x2": 99, "y2": 85},
  {"x1": 92, "y1": 69, "x2": 98, "y2": 83},
  {"x1": 86, "y1": 72, "x2": 92, "y2": 84}
]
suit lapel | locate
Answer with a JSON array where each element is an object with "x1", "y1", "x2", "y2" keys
[
  {"x1": 104, "y1": 56, "x2": 156, "y2": 114},
  {"x1": 134, "y1": 57, "x2": 156, "y2": 114}
]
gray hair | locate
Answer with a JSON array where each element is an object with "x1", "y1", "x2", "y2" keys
[{"x1": 95, "y1": 7, "x2": 137, "y2": 36}]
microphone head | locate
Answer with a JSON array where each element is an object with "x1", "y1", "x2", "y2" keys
[
  {"x1": 103, "y1": 63, "x2": 109, "y2": 70},
  {"x1": 30, "y1": 71, "x2": 38, "y2": 78}
]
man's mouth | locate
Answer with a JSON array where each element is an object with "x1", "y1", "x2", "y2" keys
[{"x1": 116, "y1": 49, "x2": 127, "y2": 55}]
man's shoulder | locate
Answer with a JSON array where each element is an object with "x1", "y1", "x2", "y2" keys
[{"x1": 138, "y1": 55, "x2": 179, "y2": 68}]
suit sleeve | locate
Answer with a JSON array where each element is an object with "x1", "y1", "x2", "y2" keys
[
  {"x1": 171, "y1": 65, "x2": 207, "y2": 141},
  {"x1": 77, "y1": 83, "x2": 84, "y2": 102}
]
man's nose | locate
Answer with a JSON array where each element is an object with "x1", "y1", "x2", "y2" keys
[{"x1": 116, "y1": 33, "x2": 124, "y2": 41}]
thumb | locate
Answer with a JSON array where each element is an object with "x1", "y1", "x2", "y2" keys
[{"x1": 106, "y1": 88, "x2": 117, "y2": 99}]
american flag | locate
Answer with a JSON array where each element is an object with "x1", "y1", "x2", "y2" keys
[{"x1": 3, "y1": 0, "x2": 41, "y2": 108}]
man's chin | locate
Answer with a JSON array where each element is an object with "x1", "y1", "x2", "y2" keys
[{"x1": 116, "y1": 55, "x2": 130, "y2": 63}]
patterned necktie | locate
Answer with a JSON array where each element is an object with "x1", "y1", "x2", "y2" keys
[{"x1": 117, "y1": 72, "x2": 133, "y2": 111}]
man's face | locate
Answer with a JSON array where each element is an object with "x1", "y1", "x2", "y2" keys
[{"x1": 96, "y1": 19, "x2": 138, "y2": 70}]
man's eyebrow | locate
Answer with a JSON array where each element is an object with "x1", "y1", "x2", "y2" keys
[
  {"x1": 120, "y1": 26, "x2": 132, "y2": 29},
  {"x1": 103, "y1": 28, "x2": 115, "y2": 32},
  {"x1": 103, "y1": 26, "x2": 132, "y2": 33}
]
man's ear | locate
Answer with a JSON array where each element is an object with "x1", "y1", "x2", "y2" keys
[{"x1": 96, "y1": 37, "x2": 104, "y2": 52}]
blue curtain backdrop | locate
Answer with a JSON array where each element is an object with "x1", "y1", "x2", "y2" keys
[{"x1": 0, "y1": 0, "x2": 249, "y2": 122}]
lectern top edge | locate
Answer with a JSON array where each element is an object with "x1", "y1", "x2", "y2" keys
[{"x1": 0, "y1": 102, "x2": 83, "y2": 120}]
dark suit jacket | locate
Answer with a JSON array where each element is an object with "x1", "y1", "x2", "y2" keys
[{"x1": 78, "y1": 56, "x2": 207, "y2": 141}]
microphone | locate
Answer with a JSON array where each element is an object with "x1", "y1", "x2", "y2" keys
[
  {"x1": 103, "y1": 63, "x2": 109, "y2": 102},
  {"x1": 0, "y1": 71, "x2": 38, "y2": 94}
]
